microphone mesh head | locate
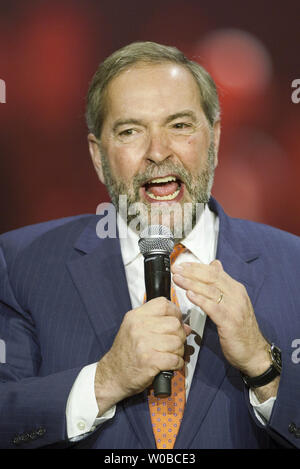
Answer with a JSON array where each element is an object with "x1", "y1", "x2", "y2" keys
[{"x1": 138, "y1": 225, "x2": 174, "y2": 256}]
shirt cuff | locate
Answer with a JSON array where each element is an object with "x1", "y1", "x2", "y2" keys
[
  {"x1": 249, "y1": 388, "x2": 276, "y2": 425},
  {"x1": 66, "y1": 362, "x2": 116, "y2": 439}
]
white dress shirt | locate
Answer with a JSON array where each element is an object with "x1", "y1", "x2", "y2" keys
[{"x1": 66, "y1": 204, "x2": 275, "y2": 439}]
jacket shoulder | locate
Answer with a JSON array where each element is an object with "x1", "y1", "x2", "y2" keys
[
  {"x1": 210, "y1": 198, "x2": 300, "y2": 259},
  {"x1": 232, "y1": 216, "x2": 300, "y2": 244},
  {"x1": 227, "y1": 215, "x2": 300, "y2": 262},
  {"x1": 0, "y1": 215, "x2": 96, "y2": 263}
]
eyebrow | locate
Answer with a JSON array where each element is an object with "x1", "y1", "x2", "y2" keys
[
  {"x1": 112, "y1": 110, "x2": 198, "y2": 133},
  {"x1": 164, "y1": 110, "x2": 198, "y2": 124}
]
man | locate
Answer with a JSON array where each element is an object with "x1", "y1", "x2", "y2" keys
[{"x1": 0, "y1": 42, "x2": 299, "y2": 449}]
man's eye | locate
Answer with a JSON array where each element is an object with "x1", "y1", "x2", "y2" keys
[
  {"x1": 119, "y1": 129, "x2": 135, "y2": 136},
  {"x1": 173, "y1": 122, "x2": 191, "y2": 129}
]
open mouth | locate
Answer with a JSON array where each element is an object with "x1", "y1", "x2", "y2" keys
[{"x1": 141, "y1": 175, "x2": 184, "y2": 203}]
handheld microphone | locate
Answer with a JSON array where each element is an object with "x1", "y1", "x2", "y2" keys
[{"x1": 138, "y1": 225, "x2": 175, "y2": 397}]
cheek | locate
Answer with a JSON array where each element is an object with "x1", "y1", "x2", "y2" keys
[
  {"x1": 175, "y1": 136, "x2": 206, "y2": 170},
  {"x1": 108, "y1": 147, "x2": 141, "y2": 181}
]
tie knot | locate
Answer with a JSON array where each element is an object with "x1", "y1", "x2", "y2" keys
[{"x1": 170, "y1": 243, "x2": 186, "y2": 265}]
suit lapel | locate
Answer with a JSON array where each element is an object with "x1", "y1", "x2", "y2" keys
[
  {"x1": 67, "y1": 216, "x2": 156, "y2": 448},
  {"x1": 175, "y1": 198, "x2": 265, "y2": 448},
  {"x1": 67, "y1": 219, "x2": 131, "y2": 353}
]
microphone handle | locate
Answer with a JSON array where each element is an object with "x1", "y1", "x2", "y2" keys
[{"x1": 144, "y1": 254, "x2": 173, "y2": 398}]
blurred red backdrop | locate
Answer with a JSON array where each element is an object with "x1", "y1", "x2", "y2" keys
[{"x1": 0, "y1": 0, "x2": 299, "y2": 234}]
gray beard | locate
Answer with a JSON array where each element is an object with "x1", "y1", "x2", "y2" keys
[{"x1": 99, "y1": 139, "x2": 215, "y2": 230}]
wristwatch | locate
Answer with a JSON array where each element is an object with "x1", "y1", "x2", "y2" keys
[{"x1": 241, "y1": 343, "x2": 282, "y2": 388}]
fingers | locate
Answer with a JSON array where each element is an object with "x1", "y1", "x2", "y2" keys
[
  {"x1": 103, "y1": 294, "x2": 189, "y2": 400},
  {"x1": 141, "y1": 296, "x2": 182, "y2": 320},
  {"x1": 149, "y1": 314, "x2": 187, "y2": 338},
  {"x1": 183, "y1": 323, "x2": 192, "y2": 336},
  {"x1": 151, "y1": 350, "x2": 185, "y2": 372},
  {"x1": 172, "y1": 259, "x2": 226, "y2": 284},
  {"x1": 171, "y1": 260, "x2": 233, "y2": 328},
  {"x1": 127, "y1": 296, "x2": 188, "y2": 351},
  {"x1": 173, "y1": 272, "x2": 222, "y2": 303},
  {"x1": 171, "y1": 260, "x2": 240, "y2": 300},
  {"x1": 133, "y1": 297, "x2": 187, "y2": 371},
  {"x1": 171, "y1": 260, "x2": 254, "y2": 335},
  {"x1": 138, "y1": 296, "x2": 188, "y2": 338},
  {"x1": 149, "y1": 332, "x2": 185, "y2": 356},
  {"x1": 134, "y1": 334, "x2": 185, "y2": 376},
  {"x1": 185, "y1": 290, "x2": 224, "y2": 328}
]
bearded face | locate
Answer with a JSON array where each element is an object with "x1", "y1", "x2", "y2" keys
[
  {"x1": 89, "y1": 63, "x2": 220, "y2": 236},
  {"x1": 99, "y1": 136, "x2": 216, "y2": 234}
]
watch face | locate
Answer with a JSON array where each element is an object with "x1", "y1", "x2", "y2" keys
[{"x1": 271, "y1": 345, "x2": 282, "y2": 371}]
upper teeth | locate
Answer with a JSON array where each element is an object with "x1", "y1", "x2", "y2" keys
[{"x1": 149, "y1": 176, "x2": 177, "y2": 184}]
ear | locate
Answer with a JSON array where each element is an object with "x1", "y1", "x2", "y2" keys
[
  {"x1": 212, "y1": 120, "x2": 221, "y2": 168},
  {"x1": 87, "y1": 133, "x2": 105, "y2": 184}
]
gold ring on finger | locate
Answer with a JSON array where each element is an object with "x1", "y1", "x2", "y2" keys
[{"x1": 216, "y1": 291, "x2": 223, "y2": 304}]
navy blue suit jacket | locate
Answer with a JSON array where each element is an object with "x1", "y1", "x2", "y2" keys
[{"x1": 0, "y1": 198, "x2": 300, "y2": 449}]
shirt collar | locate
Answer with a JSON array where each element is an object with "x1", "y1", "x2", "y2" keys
[
  {"x1": 182, "y1": 203, "x2": 218, "y2": 264},
  {"x1": 118, "y1": 204, "x2": 218, "y2": 266},
  {"x1": 118, "y1": 214, "x2": 140, "y2": 266}
]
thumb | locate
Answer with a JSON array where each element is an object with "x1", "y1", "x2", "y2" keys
[
  {"x1": 210, "y1": 259, "x2": 223, "y2": 271},
  {"x1": 183, "y1": 323, "x2": 192, "y2": 336}
]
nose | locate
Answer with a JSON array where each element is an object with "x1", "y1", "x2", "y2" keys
[{"x1": 145, "y1": 128, "x2": 172, "y2": 164}]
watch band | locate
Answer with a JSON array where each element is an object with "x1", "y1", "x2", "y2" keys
[
  {"x1": 241, "y1": 342, "x2": 282, "y2": 388},
  {"x1": 242, "y1": 364, "x2": 280, "y2": 388}
]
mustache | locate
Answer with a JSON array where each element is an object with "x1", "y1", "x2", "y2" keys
[{"x1": 132, "y1": 163, "x2": 191, "y2": 189}]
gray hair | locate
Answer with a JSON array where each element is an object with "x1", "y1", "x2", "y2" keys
[{"x1": 86, "y1": 41, "x2": 220, "y2": 138}]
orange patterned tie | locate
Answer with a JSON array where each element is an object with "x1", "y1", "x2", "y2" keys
[{"x1": 146, "y1": 243, "x2": 187, "y2": 449}]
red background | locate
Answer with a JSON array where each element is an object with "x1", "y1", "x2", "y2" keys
[{"x1": 0, "y1": 0, "x2": 299, "y2": 235}]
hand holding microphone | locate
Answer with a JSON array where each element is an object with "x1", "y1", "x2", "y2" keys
[
  {"x1": 138, "y1": 225, "x2": 188, "y2": 397},
  {"x1": 94, "y1": 226, "x2": 189, "y2": 415},
  {"x1": 138, "y1": 225, "x2": 175, "y2": 397}
]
